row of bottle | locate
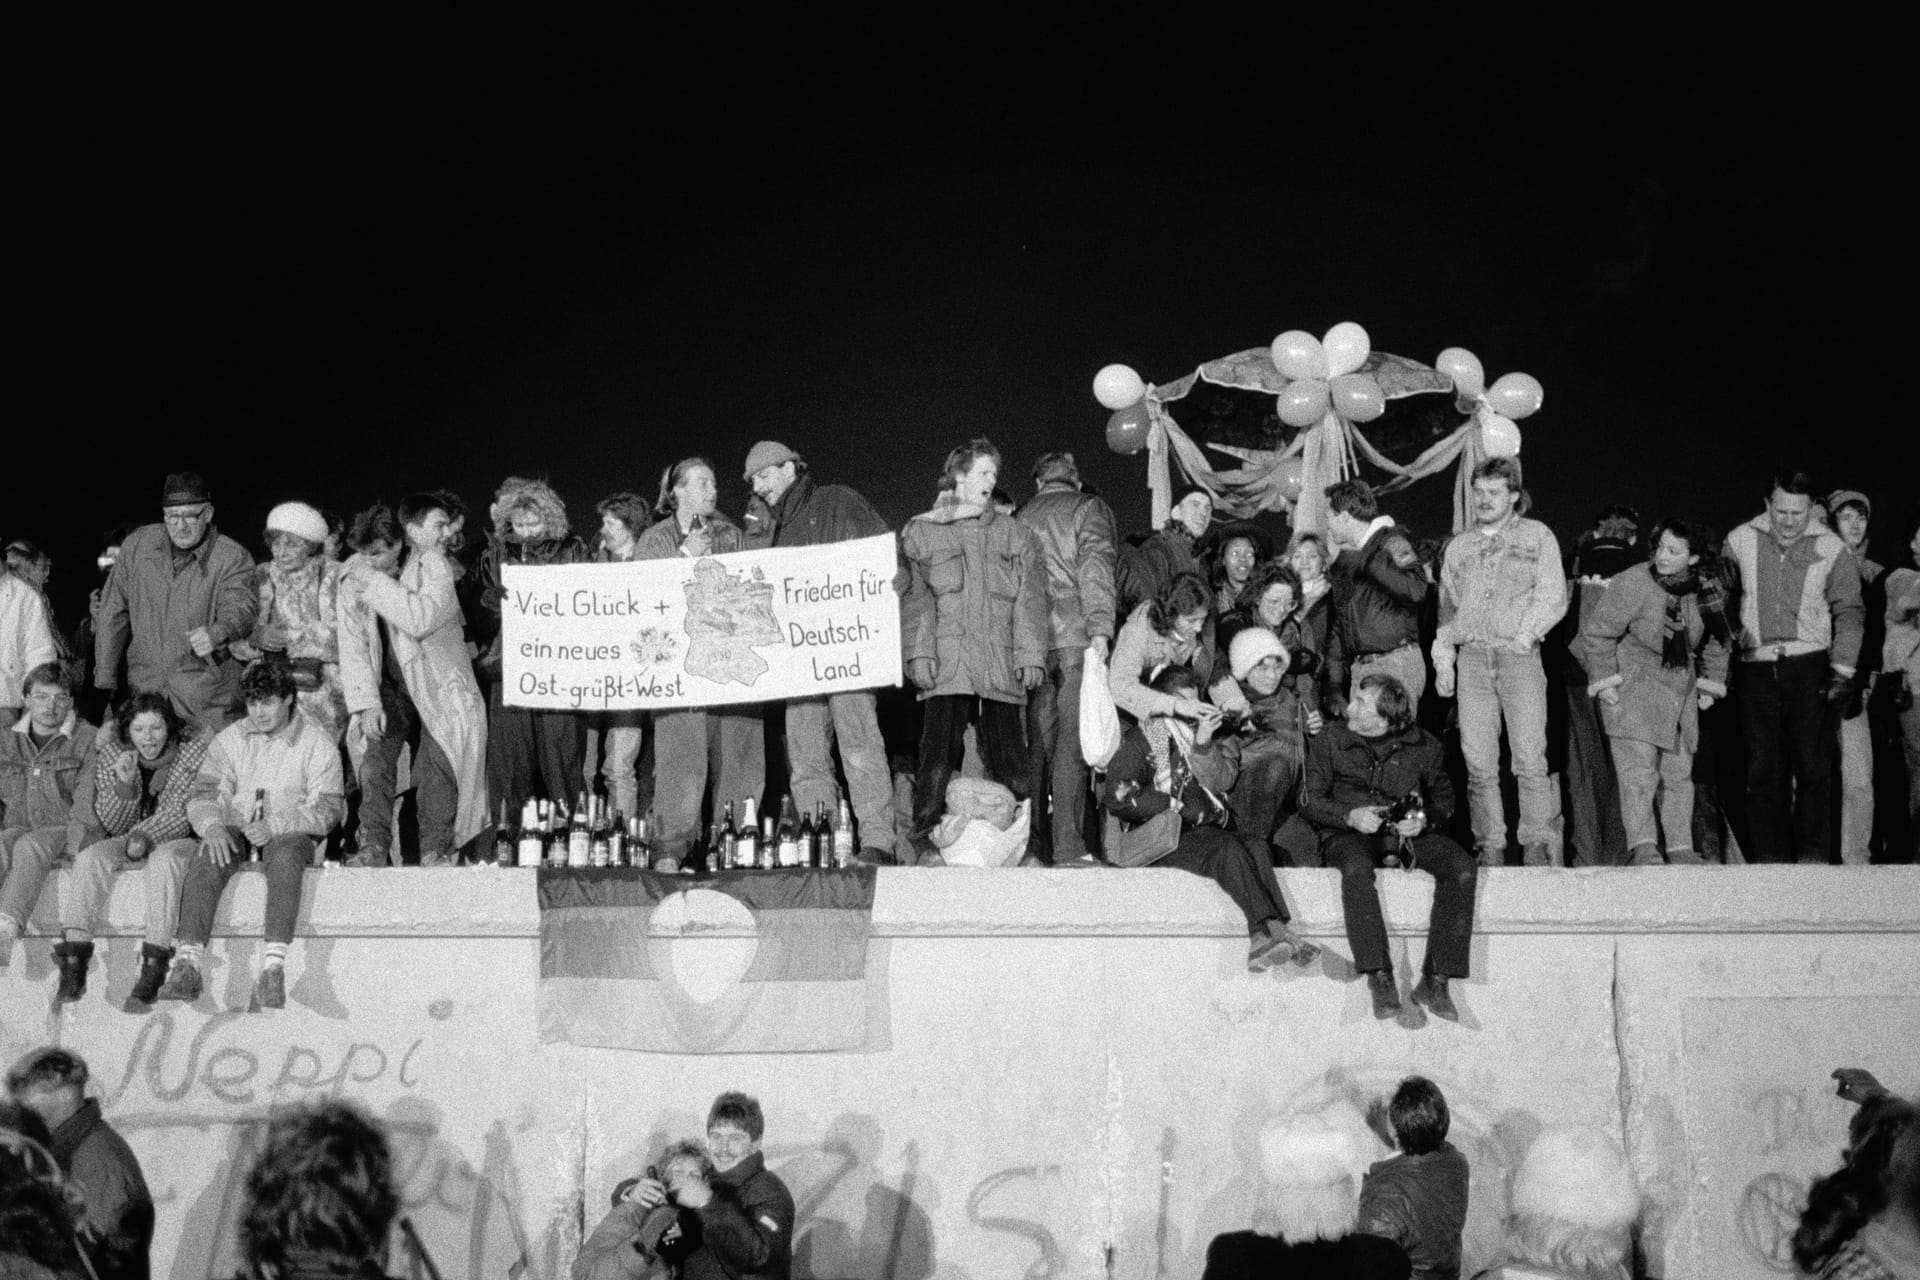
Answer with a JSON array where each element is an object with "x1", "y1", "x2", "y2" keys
[{"x1": 489, "y1": 793, "x2": 857, "y2": 872}]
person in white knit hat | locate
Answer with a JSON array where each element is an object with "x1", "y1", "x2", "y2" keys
[
  {"x1": 1204, "y1": 1094, "x2": 1411, "y2": 1278},
  {"x1": 231, "y1": 501, "x2": 349, "y2": 743},
  {"x1": 1476, "y1": 1127, "x2": 1640, "y2": 1280}
]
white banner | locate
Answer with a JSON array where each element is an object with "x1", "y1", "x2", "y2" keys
[{"x1": 501, "y1": 535, "x2": 901, "y2": 710}]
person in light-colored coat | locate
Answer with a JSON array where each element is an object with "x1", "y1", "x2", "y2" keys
[
  {"x1": 1579, "y1": 519, "x2": 1731, "y2": 865},
  {"x1": 898, "y1": 439, "x2": 1047, "y2": 858},
  {"x1": 341, "y1": 496, "x2": 490, "y2": 862}
]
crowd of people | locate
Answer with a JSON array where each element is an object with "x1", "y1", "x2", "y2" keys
[
  {"x1": 7, "y1": 1055, "x2": 1912, "y2": 1280},
  {"x1": 0, "y1": 446, "x2": 1916, "y2": 1019}
]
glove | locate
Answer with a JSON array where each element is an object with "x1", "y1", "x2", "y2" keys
[
  {"x1": 908, "y1": 657, "x2": 936, "y2": 691},
  {"x1": 1823, "y1": 668, "x2": 1856, "y2": 710}
]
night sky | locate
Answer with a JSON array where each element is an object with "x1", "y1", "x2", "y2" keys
[{"x1": 17, "y1": 28, "x2": 1915, "y2": 630}]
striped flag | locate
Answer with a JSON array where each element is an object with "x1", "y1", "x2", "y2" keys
[{"x1": 537, "y1": 866, "x2": 878, "y2": 1053}]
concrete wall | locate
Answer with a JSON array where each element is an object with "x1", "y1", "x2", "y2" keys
[{"x1": 2, "y1": 865, "x2": 1916, "y2": 1280}]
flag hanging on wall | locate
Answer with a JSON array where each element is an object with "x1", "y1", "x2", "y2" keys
[{"x1": 536, "y1": 867, "x2": 879, "y2": 1053}]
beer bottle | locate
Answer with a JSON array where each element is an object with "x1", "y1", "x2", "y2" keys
[
  {"x1": 517, "y1": 800, "x2": 543, "y2": 867},
  {"x1": 568, "y1": 791, "x2": 592, "y2": 867},
  {"x1": 734, "y1": 799, "x2": 759, "y2": 870},
  {"x1": 760, "y1": 810, "x2": 776, "y2": 869},
  {"x1": 547, "y1": 800, "x2": 570, "y2": 864},
  {"x1": 832, "y1": 798, "x2": 856, "y2": 866},
  {"x1": 608, "y1": 809, "x2": 626, "y2": 866},
  {"x1": 716, "y1": 802, "x2": 736, "y2": 871},
  {"x1": 798, "y1": 803, "x2": 817, "y2": 868},
  {"x1": 633, "y1": 812, "x2": 651, "y2": 869},
  {"x1": 249, "y1": 788, "x2": 267, "y2": 862},
  {"x1": 776, "y1": 795, "x2": 801, "y2": 868}
]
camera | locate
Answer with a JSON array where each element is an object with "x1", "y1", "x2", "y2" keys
[{"x1": 1378, "y1": 787, "x2": 1425, "y2": 828}]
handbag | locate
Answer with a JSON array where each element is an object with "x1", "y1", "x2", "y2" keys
[
  {"x1": 1080, "y1": 642, "x2": 1122, "y2": 769},
  {"x1": 1105, "y1": 805, "x2": 1182, "y2": 868}
]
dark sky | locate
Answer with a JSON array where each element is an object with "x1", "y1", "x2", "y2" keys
[{"x1": 17, "y1": 27, "x2": 1916, "y2": 625}]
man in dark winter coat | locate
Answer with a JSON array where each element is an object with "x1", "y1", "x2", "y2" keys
[
  {"x1": 600, "y1": 1091, "x2": 797, "y2": 1280},
  {"x1": 93, "y1": 470, "x2": 257, "y2": 730},
  {"x1": 1015, "y1": 451, "x2": 1118, "y2": 864},
  {"x1": 746, "y1": 441, "x2": 902, "y2": 861},
  {"x1": 1300, "y1": 675, "x2": 1477, "y2": 1022},
  {"x1": 7, "y1": 1046, "x2": 152, "y2": 1280},
  {"x1": 1323, "y1": 479, "x2": 1430, "y2": 706}
]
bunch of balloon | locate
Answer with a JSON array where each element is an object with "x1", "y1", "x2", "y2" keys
[
  {"x1": 1094, "y1": 362, "x2": 1152, "y2": 455},
  {"x1": 1271, "y1": 322, "x2": 1382, "y2": 532},
  {"x1": 1434, "y1": 347, "x2": 1543, "y2": 459}
]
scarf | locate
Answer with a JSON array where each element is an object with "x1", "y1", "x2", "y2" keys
[
  {"x1": 1653, "y1": 567, "x2": 1733, "y2": 669},
  {"x1": 1144, "y1": 718, "x2": 1192, "y2": 795}
]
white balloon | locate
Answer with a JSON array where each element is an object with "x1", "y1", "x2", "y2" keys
[
  {"x1": 1481, "y1": 412, "x2": 1522, "y2": 458},
  {"x1": 1322, "y1": 322, "x2": 1371, "y2": 378},
  {"x1": 1093, "y1": 364, "x2": 1146, "y2": 410}
]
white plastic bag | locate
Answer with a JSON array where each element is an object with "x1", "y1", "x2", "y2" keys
[
  {"x1": 1080, "y1": 641, "x2": 1122, "y2": 769},
  {"x1": 934, "y1": 801, "x2": 1031, "y2": 867}
]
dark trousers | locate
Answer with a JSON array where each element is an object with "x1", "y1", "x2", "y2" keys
[
  {"x1": 177, "y1": 834, "x2": 313, "y2": 946},
  {"x1": 1322, "y1": 829, "x2": 1477, "y2": 978},
  {"x1": 358, "y1": 684, "x2": 460, "y2": 861},
  {"x1": 1737, "y1": 652, "x2": 1837, "y2": 863},
  {"x1": 1563, "y1": 672, "x2": 1627, "y2": 865},
  {"x1": 487, "y1": 682, "x2": 585, "y2": 816},
  {"x1": 912, "y1": 695, "x2": 1027, "y2": 841},
  {"x1": 1025, "y1": 647, "x2": 1092, "y2": 861},
  {"x1": 1159, "y1": 826, "x2": 1292, "y2": 933}
]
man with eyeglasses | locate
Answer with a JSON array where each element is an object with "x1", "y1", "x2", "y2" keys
[
  {"x1": 0, "y1": 664, "x2": 103, "y2": 966},
  {"x1": 93, "y1": 471, "x2": 257, "y2": 730}
]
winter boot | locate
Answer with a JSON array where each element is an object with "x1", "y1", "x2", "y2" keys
[
  {"x1": 52, "y1": 940, "x2": 95, "y2": 1003},
  {"x1": 128, "y1": 943, "x2": 176, "y2": 1005},
  {"x1": 155, "y1": 955, "x2": 204, "y2": 1002}
]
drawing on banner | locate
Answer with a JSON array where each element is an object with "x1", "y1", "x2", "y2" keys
[
  {"x1": 684, "y1": 559, "x2": 784, "y2": 684},
  {"x1": 503, "y1": 533, "x2": 901, "y2": 710}
]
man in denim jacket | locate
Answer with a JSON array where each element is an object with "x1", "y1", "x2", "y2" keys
[{"x1": 1432, "y1": 458, "x2": 1568, "y2": 866}]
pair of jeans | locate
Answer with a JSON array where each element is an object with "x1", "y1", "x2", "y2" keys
[
  {"x1": 652, "y1": 708, "x2": 763, "y2": 859},
  {"x1": 356, "y1": 688, "x2": 461, "y2": 860},
  {"x1": 1350, "y1": 643, "x2": 1427, "y2": 706},
  {"x1": 1457, "y1": 645, "x2": 1562, "y2": 862},
  {"x1": 785, "y1": 690, "x2": 898, "y2": 856},
  {"x1": 486, "y1": 683, "x2": 585, "y2": 817},
  {"x1": 912, "y1": 696, "x2": 1026, "y2": 843},
  {"x1": 601, "y1": 714, "x2": 648, "y2": 820},
  {"x1": 1738, "y1": 651, "x2": 1837, "y2": 863},
  {"x1": 0, "y1": 826, "x2": 71, "y2": 929},
  {"x1": 59, "y1": 835, "x2": 192, "y2": 944},
  {"x1": 1322, "y1": 829, "x2": 1477, "y2": 978},
  {"x1": 1024, "y1": 646, "x2": 1093, "y2": 861},
  {"x1": 176, "y1": 833, "x2": 315, "y2": 947},
  {"x1": 1608, "y1": 737, "x2": 1695, "y2": 856},
  {"x1": 1155, "y1": 826, "x2": 1291, "y2": 933},
  {"x1": 1837, "y1": 710, "x2": 1873, "y2": 864}
]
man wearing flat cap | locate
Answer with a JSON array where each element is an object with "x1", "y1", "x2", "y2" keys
[
  {"x1": 93, "y1": 471, "x2": 257, "y2": 730},
  {"x1": 745, "y1": 440, "x2": 904, "y2": 862}
]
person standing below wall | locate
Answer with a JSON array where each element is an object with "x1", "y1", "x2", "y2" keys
[
  {"x1": 1828, "y1": 489, "x2": 1886, "y2": 864},
  {"x1": 229, "y1": 1099, "x2": 411, "y2": 1280},
  {"x1": 1323, "y1": 479, "x2": 1431, "y2": 707},
  {"x1": 637, "y1": 458, "x2": 763, "y2": 870},
  {"x1": 1358, "y1": 1077, "x2": 1470, "y2": 1280},
  {"x1": 340, "y1": 496, "x2": 490, "y2": 866},
  {"x1": 1579, "y1": 519, "x2": 1732, "y2": 866},
  {"x1": 480, "y1": 477, "x2": 588, "y2": 820},
  {"x1": 156, "y1": 660, "x2": 345, "y2": 1011},
  {"x1": 92, "y1": 470, "x2": 257, "y2": 731},
  {"x1": 0, "y1": 663, "x2": 102, "y2": 971},
  {"x1": 1014, "y1": 450, "x2": 1117, "y2": 866},
  {"x1": 899, "y1": 439, "x2": 1048, "y2": 863},
  {"x1": 1723, "y1": 469, "x2": 1866, "y2": 864},
  {"x1": 746, "y1": 441, "x2": 903, "y2": 863},
  {"x1": 6, "y1": 1046, "x2": 153, "y2": 1280},
  {"x1": 1431, "y1": 458, "x2": 1569, "y2": 867}
]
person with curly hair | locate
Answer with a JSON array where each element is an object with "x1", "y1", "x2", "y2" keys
[
  {"x1": 231, "y1": 1099, "x2": 407, "y2": 1280},
  {"x1": 7, "y1": 1047, "x2": 152, "y2": 1279}
]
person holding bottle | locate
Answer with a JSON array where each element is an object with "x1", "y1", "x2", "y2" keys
[{"x1": 636, "y1": 458, "x2": 764, "y2": 870}]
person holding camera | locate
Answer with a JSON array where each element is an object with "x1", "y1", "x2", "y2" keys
[
  {"x1": 578, "y1": 1092, "x2": 794, "y2": 1280},
  {"x1": 1098, "y1": 664, "x2": 1318, "y2": 972},
  {"x1": 1300, "y1": 675, "x2": 1477, "y2": 1023}
]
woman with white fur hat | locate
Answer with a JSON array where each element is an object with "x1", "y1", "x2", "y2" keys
[
  {"x1": 1204, "y1": 1095, "x2": 1411, "y2": 1277},
  {"x1": 1474, "y1": 1127, "x2": 1640, "y2": 1279},
  {"x1": 232, "y1": 501, "x2": 348, "y2": 741}
]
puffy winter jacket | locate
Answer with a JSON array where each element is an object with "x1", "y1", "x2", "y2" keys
[
  {"x1": 1016, "y1": 483, "x2": 1119, "y2": 649},
  {"x1": 900, "y1": 496, "x2": 1048, "y2": 705}
]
